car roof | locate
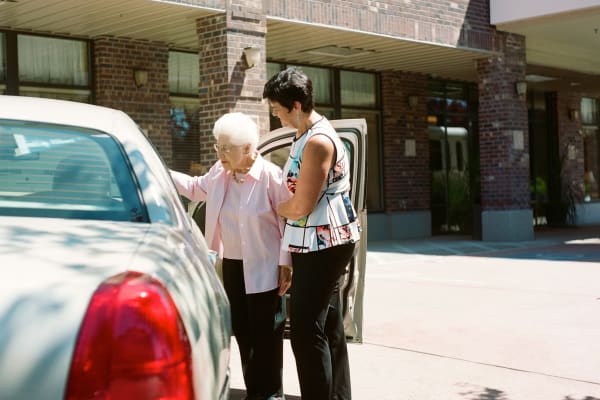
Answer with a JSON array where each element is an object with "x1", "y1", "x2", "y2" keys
[{"x1": 0, "y1": 95, "x2": 140, "y2": 139}]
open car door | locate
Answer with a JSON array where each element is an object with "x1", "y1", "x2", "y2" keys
[{"x1": 258, "y1": 119, "x2": 368, "y2": 343}]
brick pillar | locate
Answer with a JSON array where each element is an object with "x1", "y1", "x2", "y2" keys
[
  {"x1": 94, "y1": 37, "x2": 171, "y2": 164},
  {"x1": 376, "y1": 70, "x2": 430, "y2": 240},
  {"x1": 477, "y1": 32, "x2": 532, "y2": 240},
  {"x1": 196, "y1": 1, "x2": 267, "y2": 170}
]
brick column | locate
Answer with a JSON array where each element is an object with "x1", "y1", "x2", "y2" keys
[
  {"x1": 196, "y1": 1, "x2": 267, "y2": 170},
  {"x1": 375, "y1": 70, "x2": 430, "y2": 240},
  {"x1": 477, "y1": 32, "x2": 532, "y2": 240},
  {"x1": 94, "y1": 37, "x2": 171, "y2": 164}
]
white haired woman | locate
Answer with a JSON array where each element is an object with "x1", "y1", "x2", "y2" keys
[{"x1": 170, "y1": 112, "x2": 292, "y2": 400}]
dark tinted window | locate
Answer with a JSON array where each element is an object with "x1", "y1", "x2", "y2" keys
[{"x1": 0, "y1": 120, "x2": 147, "y2": 222}]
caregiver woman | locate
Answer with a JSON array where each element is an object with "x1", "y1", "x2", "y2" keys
[{"x1": 263, "y1": 67, "x2": 361, "y2": 400}]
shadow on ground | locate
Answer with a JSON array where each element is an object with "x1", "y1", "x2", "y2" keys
[
  {"x1": 459, "y1": 387, "x2": 600, "y2": 400},
  {"x1": 462, "y1": 388, "x2": 509, "y2": 399},
  {"x1": 368, "y1": 227, "x2": 600, "y2": 263}
]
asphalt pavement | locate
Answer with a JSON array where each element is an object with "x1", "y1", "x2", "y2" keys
[{"x1": 230, "y1": 225, "x2": 600, "y2": 400}]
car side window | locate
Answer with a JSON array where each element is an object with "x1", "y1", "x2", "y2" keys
[{"x1": 0, "y1": 120, "x2": 147, "y2": 222}]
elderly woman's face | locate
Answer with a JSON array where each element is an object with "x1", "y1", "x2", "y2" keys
[{"x1": 214, "y1": 133, "x2": 248, "y2": 171}]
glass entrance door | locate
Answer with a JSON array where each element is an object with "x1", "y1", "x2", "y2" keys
[
  {"x1": 427, "y1": 81, "x2": 478, "y2": 235},
  {"x1": 529, "y1": 91, "x2": 563, "y2": 226}
]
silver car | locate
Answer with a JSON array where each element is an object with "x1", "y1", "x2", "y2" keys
[{"x1": 0, "y1": 95, "x2": 231, "y2": 400}]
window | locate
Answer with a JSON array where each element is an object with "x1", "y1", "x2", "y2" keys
[
  {"x1": 427, "y1": 81, "x2": 476, "y2": 234},
  {"x1": 0, "y1": 32, "x2": 5, "y2": 93},
  {"x1": 265, "y1": 62, "x2": 382, "y2": 211},
  {"x1": 18, "y1": 35, "x2": 88, "y2": 86},
  {"x1": 291, "y1": 65, "x2": 332, "y2": 104},
  {"x1": 0, "y1": 120, "x2": 146, "y2": 222},
  {"x1": 581, "y1": 97, "x2": 599, "y2": 202},
  {"x1": 341, "y1": 109, "x2": 381, "y2": 210},
  {"x1": 169, "y1": 51, "x2": 199, "y2": 96},
  {"x1": 456, "y1": 142, "x2": 464, "y2": 171},
  {"x1": 582, "y1": 97, "x2": 598, "y2": 125},
  {"x1": 168, "y1": 51, "x2": 201, "y2": 174},
  {"x1": 339, "y1": 71, "x2": 380, "y2": 210},
  {"x1": 1, "y1": 33, "x2": 91, "y2": 101},
  {"x1": 340, "y1": 71, "x2": 377, "y2": 107}
]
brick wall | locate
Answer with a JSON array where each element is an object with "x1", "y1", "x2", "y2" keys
[
  {"x1": 265, "y1": 0, "x2": 493, "y2": 50},
  {"x1": 94, "y1": 37, "x2": 172, "y2": 164},
  {"x1": 476, "y1": 32, "x2": 529, "y2": 210},
  {"x1": 380, "y1": 71, "x2": 429, "y2": 212},
  {"x1": 196, "y1": 2, "x2": 268, "y2": 170}
]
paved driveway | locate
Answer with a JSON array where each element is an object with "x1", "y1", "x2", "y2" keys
[{"x1": 231, "y1": 228, "x2": 600, "y2": 400}]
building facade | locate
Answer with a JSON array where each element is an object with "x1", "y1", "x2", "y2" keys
[{"x1": 1, "y1": 0, "x2": 599, "y2": 241}]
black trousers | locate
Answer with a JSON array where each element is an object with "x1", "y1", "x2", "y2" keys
[
  {"x1": 290, "y1": 242, "x2": 355, "y2": 400},
  {"x1": 222, "y1": 259, "x2": 285, "y2": 399}
]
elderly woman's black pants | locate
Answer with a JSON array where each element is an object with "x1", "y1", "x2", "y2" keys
[
  {"x1": 222, "y1": 258, "x2": 285, "y2": 400},
  {"x1": 290, "y1": 242, "x2": 355, "y2": 400}
]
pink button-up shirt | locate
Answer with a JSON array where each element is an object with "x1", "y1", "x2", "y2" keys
[{"x1": 170, "y1": 155, "x2": 292, "y2": 294}]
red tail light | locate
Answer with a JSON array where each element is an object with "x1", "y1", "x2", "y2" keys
[{"x1": 65, "y1": 271, "x2": 194, "y2": 400}]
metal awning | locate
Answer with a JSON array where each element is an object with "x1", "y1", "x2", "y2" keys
[
  {"x1": 0, "y1": 0, "x2": 496, "y2": 83},
  {"x1": 266, "y1": 19, "x2": 495, "y2": 82},
  {"x1": 494, "y1": 5, "x2": 600, "y2": 94},
  {"x1": 0, "y1": 0, "x2": 219, "y2": 50}
]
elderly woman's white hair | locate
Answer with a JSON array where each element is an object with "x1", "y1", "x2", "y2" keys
[{"x1": 212, "y1": 112, "x2": 259, "y2": 150}]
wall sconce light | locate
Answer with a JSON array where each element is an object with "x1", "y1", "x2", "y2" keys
[
  {"x1": 408, "y1": 95, "x2": 419, "y2": 108},
  {"x1": 515, "y1": 80, "x2": 527, "y2": 100},
  {"x1": 568, "y1": 108, "x2": 580, "y2": 121},
  {"x1": 243, "y1": 47, "x2": 260, "y2": 69},
  {"x1": 133, "y1": 69, "x2": 148, "y2": 88}
]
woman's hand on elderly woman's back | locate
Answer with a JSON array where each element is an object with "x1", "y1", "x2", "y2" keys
[{"x1": 278, "y1": 265, "x2": 293, "y2": 296}]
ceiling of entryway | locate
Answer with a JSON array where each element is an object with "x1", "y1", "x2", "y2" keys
[
  {"x1": 1, "y1": 0, "x2": 598, "y2": 92},
  {"x1": 264, "y1": 20, "x2": 491, "y2": 83},
  {"x1": 0, "y1": 0, "x2": 492, "y2": 83},
  {"x1": 0, "y1": 0, "x2": 217, "y2": 49},
  {"x1": 494, "y1": 6, "x2": 600, "y2": 94}
]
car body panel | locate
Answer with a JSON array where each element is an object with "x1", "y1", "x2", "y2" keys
[{"x1": 0, "y1": 95, "x2": 231, "y2": 400}]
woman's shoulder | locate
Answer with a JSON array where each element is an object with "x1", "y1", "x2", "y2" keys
[
  {"x1": 207, "y1": 160, "x2": 225, "y2": 173},
  {"x1": 201, "y1": 161, "x2": 227, "y2": 180}
]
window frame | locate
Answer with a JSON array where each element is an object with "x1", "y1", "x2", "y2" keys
[
  {"x1": 266, "y1": 61, "x2": 383, "y2": 211},
  {"x1": 0, "y1": 30, "x2": 92, "y2": 101},
  {"x1": 168, "y1": 49, "x2": 200, "y2": 98}
]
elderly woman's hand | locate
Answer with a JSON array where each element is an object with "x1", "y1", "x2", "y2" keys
[{"x1": 278, "y1": 265, "x2": 293, "y2": 296}]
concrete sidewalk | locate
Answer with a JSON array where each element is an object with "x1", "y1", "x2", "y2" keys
[{"x1": 230, "y1": 226, "x2": 600, "y2": 400}]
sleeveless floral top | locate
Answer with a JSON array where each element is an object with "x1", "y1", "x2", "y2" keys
[{"x1": 281, "y1": 117, "x2": 361, "y2": 253}]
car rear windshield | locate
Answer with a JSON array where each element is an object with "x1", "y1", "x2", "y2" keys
[{"x1": 0, "y1": 120, "x2": 148, "y2": 222}]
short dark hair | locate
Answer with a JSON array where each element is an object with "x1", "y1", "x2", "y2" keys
[{"x1": 263, "y1": 67, "x2": 314, "y2": 113}]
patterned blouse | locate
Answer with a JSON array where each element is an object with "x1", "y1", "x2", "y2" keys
[{"x1": 281, "y1": 117, "x2": 361, "y2": 253}]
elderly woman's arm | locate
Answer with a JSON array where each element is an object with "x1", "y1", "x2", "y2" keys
[
  {"x1": 277, "y1": 135, "x2": 334, "y2": 220},
  {"x1": 170, "y1": 169, "x2": 208, "y2": 202},
  {"x1": 267, "y1": 164, "x2": 294, "y2": 296}
]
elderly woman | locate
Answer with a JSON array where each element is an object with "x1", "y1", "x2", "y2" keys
[
  {"x1": 170, "y1": 112, "x2": 292, "y2": 400},
  {"x1": 263, "y1": 67, "x2": 361, "y2": 400}
]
